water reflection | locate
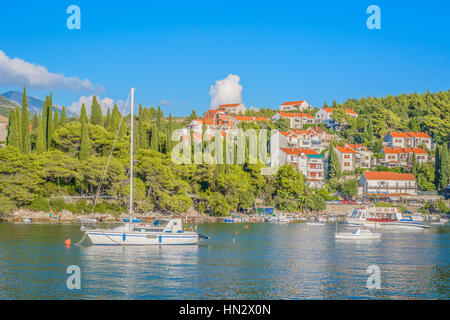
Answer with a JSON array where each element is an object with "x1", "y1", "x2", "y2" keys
[{"x1": 0, "y1": 223, "x2": 448, "y2": 299}]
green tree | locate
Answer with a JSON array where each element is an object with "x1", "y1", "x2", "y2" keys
[
  {"x1": 90, "y1": 96, "x2": 103, "y2": 126},
  {"x1": 79, "y1": 104, "x2": 90, "y2": 160},
  {"x1": 6, "y1": 108, "x2": 20, "y2": 149},
  {"x1": 53, "y1": 108, "x2": 60, "y2": 130},
  {"x1": 327, "y1": 143, "x2": 341, "y2": 180},
  {"x1": 60, "y1": 106, "x2": 67, "y2": 126},
  {"x1": 21, "y1": 86, "x2": 31, "y2": 154},
  {"x1": 35, "y1": 114, "x2": 46, "y2": 155}
]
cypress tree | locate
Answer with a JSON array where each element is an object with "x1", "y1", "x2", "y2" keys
[
  {"x1": 150, "y1": 125, "x2": 159, "y2": 151},
  {"x1": 90, "y1": 96, "x2": 103, "y2": 126},
  {"x1": 53, "y1": 108, "x2": 60, "y2": 131},
  {"x1": 6, "y1": 108, "x2": 20, "y2": 149},
  {"x1": 327, "y1": 142, "x2": 341, "y2": 180},
  {"x1": 437, "y1": 143, "x2": 449, "y2": 189},
  {"x1": 79, "y1": 104, "x2": 90, "y2": 160},
  {"x1": 60, "y1": 106, "x2": 67, "y2": 126},
  {"x1": 21, "y1": 87, "x2": 31, "y2": 154},
  {"x1": 31, "y1": 113, "x2": 38, "y2": 133},
  {"x1": 46, "y1": 93, "x2": 53, "y2": 150},
  {"x1": 15, "y1": 106, "x2": 22, "y2": 151},
  {"x1": 166, "y1": 113, "x2": 173, "y2": 153},
  {"x1": 105, "y1": 108, "x2": 111, "y2": 130},
  {"x1": 36, "y1": 113, "x2": 46, "y2": 155}
]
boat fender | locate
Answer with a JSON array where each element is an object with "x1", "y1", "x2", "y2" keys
[{"x1": 122, "y1": 233, "x2": 126, "y2": 242}]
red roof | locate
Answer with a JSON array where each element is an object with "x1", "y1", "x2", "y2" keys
[
  {"x1": 382, "y1": 147, "x2": 427, "y2": 154},
  {"x1": 388, "y1": 131, "x2": 430, "y2": 139},
  {"x1": 363, "y1": 171, "x2": 416, "y2": 181},
  {"x1": 323, "y1": 107, "x2": 333, "y2": 113},
  {"x1": 345, "y1": 109, "x2": 357, "y2": 115},
  {"x1": 336, "y1": 145, "x2": 356, "y2": 154},
  {"x1": 281, "y1": 100, "x2": 305, "y2": 106},
  {"x1": 235, "y1": 116, "x2": 269, "y2": 122},
  {"x1": 279, "y1": 112, "x2": 313, "y2": 119},
  {"x1": 280, "y1": 148, "x2": 319, "y2": 155}
]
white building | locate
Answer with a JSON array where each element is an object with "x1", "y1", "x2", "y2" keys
[
  {"x1": 335, "y1": 143, "x2": 372, "y2": 172},
  {"x1": 383, "y1": 131, "x2": 432, "y2": 150},
  {"x1": 217, "y1": 103, "x2": 246, "y2": 115},
  {"x1": 360, "y1": 171, "x2": 418, "y2": 197},
  {"x1": 280, "y1": 100, "x2": 311, "y2": 112},
  {"x1": 272, "y1": 112, "x2": 315, "y2": 129},
  {"x1": 278, "y1": 147, "x2": 325, "y2": 188},
  {"x1": 380, "y1": 147, "x2": 429, "y2": 167}
]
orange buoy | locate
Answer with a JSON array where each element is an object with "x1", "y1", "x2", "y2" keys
[
  {"x1": 245, "y1": 225, "x2": 249, "y2": 229},
  {"x1": 235, "y1": 231, "x2": 238, "y2": 235},
  {"x1": 65, "y1": 238, "x2": 71, "y2": 247}
]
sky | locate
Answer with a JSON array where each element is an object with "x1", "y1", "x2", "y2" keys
[{"x1": 0, "y1": 0, "x2": 449, "y2": 116}]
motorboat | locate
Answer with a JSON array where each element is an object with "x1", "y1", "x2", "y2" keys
[
  {"x1": 335, "y1": 228, "x2": 382, "y2": 240},
  {"x1": 306, "y1": 222, "x2": 325, "y2": 226},
  {"x1": 78, "y1": 217, "x2": 97, "y2": 224},
  {"x1": 22, "y1": 218, "x2": 32, "y2": 223}
]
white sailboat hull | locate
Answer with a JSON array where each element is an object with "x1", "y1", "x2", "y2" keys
[{"x1": 87, "y1": 230, "x2": 199, "y2": 245}]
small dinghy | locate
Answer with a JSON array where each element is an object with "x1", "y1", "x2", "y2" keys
[{"x1": 335, "y1": 228, "x2": 381, "y2": 240}]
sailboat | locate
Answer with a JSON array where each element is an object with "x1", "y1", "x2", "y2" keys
[{"x1": 81, "y1": 88, "x2": 200, "y2": 245}]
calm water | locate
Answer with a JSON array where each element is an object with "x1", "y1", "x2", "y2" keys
[{"x1": 0, "y1": 222, "x2": 448, "y2": 299}]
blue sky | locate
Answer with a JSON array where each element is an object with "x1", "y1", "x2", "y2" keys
[{"x1": 0, "y1": 0, "x2": 449, "y2": 116}]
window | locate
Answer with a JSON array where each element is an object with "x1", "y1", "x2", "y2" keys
[{"x1": 344, "y1": 155, "x2": 350, "y2": 159}]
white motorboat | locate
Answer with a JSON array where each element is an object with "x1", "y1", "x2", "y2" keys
[
  {"x1": 430, "y1": 218, "x2": 448, "y2": 225},
  {"x1": 345, "y1": 206, "x2": 429, "y2": 230},
  {"x1": 80, "y1": 88, "x2": 203, "y2": 246},
  {"x1": 335, "y1": 228, "x2": 382, "y2": 240},
  {"x1": 22, "y1": 218, "x2": 32, "y2": 223}
]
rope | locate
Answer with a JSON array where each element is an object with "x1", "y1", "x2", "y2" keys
[
  {"x1": 74, "y1": 231, "x2": 88, "y2": 246},
  {"x1": 91, "y1": 92, "x2": 131, "y2": 215}
]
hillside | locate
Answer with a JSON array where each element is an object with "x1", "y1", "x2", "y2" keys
[
  {"x1": 1, "y1": 91, "x2": 44, "y2": 115},
  {"x1": 0, "y1": 95, "x2": 18, "y2": 117}
]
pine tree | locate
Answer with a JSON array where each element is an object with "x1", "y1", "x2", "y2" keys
[
  {"x1": 327, "y1": 142, "x2": 341, "y2": 180},
  {"x1": 46, "y1": 93, "x2": 53, "y2": 150},
  {"x1": 90, "y1": 96, "x2": 103, "y2": 126},
  {"x1": 36, "y1": 113, "x2": 46, "y2": 155},
  {"x1": 6, "y1": 108, "x2": 20, "y2": 149},
  {"x1": 60, "y1": 106, "x2": 67, "y2": 126},
  {"x1": 79, "y1": 104, "x2": 90, "y2": 160},
  {"x1": 42, "y1": 96, "x2": 48, "y2": 147}
]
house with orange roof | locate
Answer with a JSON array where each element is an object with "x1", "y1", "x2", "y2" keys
[
  {"x1": 272, "y1": 112, "x2": 315, "y2": 129},
  {"x1": 380, "y1": 146, "x2": 429, "y2": 167},
  {"x1": 279, "y1": 100, "x2": 311, "y2": 112},
  {"x1": 234, "y1": 115, "x2": 269, "y2": 125},
  {"x1": 274, "y1": 127, "x2": 331, "y2": 154},
  {"x1": 335, "y1": 143, "x2": 373, "y2": 172},
  {"x1": 360, "y1": 171, "x2": 418, "y2": 197},
  {"x1": 383, "y1": 131, "x2": 432, "y2": 150},
  {"x1": 278, "y1": 147, "x2": 325, "y2": 188},
  {"x1": 217, "y1": 103, "x2": 246, "y2": 115}
]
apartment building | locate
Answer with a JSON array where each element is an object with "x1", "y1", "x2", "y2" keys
[
  {"x1": 383, "y1": 131, "x2": 432, "y2": 150},
  {"x1": 217, "y1": 103, "x2": 246, "y2": 115},
  {"x1": 335, "y1": 143, "x2": 372, "y2": 172},
  {"x1": 278, "y1": 147, "x2": 325, "y2": 188},
  {"x1": 360, "y1": 171, "x2": 418, "y2": 197},
  {"x1": 279, "y1": 100, "x2": 311, "y2": 112},
  {"x1": 272, "y1": 112, "x2": 315, "y2": 129},
  {"x1": 380, "y1": 147, "x2": 429, "y2": 167}
]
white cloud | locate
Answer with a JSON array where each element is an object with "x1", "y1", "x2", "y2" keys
[
  {"x1": 68, "y1": 96, "x2": 126, "y2": 116},
  {"x1": 0, "y1": 49, "x2": 103, "y2": 93},
  {"x1": 209, "y1": 74, "x2": 242, "y2": 108}
]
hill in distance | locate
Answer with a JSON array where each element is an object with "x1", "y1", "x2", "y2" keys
[{"x1": 1, "y1": 91, "x2": 44, "y2": 116}]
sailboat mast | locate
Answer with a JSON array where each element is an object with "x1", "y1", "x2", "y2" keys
[{"x1": 129, "y1": 88, "x2": 135, "y2": 224}]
